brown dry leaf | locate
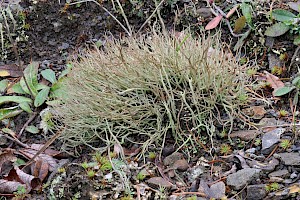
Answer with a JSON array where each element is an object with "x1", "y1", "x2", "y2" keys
[
  {"x1": 31, "y1": 159, "x2": 49, "y2": 182},
  {"x1": 123, "y1": 146, "x2": 141, "y2": 157},
  {"x1": 30, "y1": 144, "x2": 61, "y2": 157},
  {"x1": 205, "y1": 14, "x2": 223, "y2": 30},
  {"x1": 0, "y1": 149, "x2": 17, "y2": 172},
  {"x1": 0, "y1": 64, "x2": 23, "y2": 77},
  {"x1": 0, "y1": 179, "x2": 26, "y2": 193},
  {"x1": 14, "y1": 166, "x2": 40, "y2": 190},
  {"x1": 264, "y1": 71, "x2": 284, "y2": 95},
  {"x1": 275, "y1": 183, "x2": 300, "y2": 196},
  {"x1": 19, "y1": 149, "x2": 58, "y2": 171},
  {"x1": 226, "y1": 5, "x2": 239, "y2": 18}
]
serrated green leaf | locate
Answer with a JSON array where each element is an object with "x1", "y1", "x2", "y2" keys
[
  {"x1": 265, "y1": 22, "x2": 290, "y2": 37},
  {"x1": 0, "y1": 96, "x2": 32, "y2": 106},
  {"x1": 23, "y1": 62, "x2": 39, "y2": 97},
  {"x1": 11, "y1": 81, "x2": 27, "y2": 94},
  {"x1": 0, "y1": 79, "x2": 9, "y2": 93},
  {"x1": 272, "y1": 9, "x2": 296, "y2": 22},
  {"x1": 25, "y1": 125, "x2": 39, "y2": 134},
  {"x1": 19, "y1": 102, "x2": 32, "y2": 113},
  {"x1": 274, "y1": 86, "x2": 295, "y2": 96},
  {"x1": 41, "y1": 69, "x2": 57, "y2": 84},
  {"x1": 0, "y1": 106, "x2": 23, "y2": 121},
  {"x1": 241, "y1": 2, "x2": 252, "y2": 27},
  {"x1": 34, "y1": 87, "x2": 50, "y2": 107}
]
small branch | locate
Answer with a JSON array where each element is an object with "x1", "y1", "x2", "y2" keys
[
  {"x1": 17, "y1": 112, "x2": 37, "y2": 138},
  {"x1": 69, "y1": 0, "x2": 131, "y2": 36},
  {"x1": 137, "y1": 0, "x2": 165, "y2": 34}
]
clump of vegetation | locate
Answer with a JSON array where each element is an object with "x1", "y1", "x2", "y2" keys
[{"x1": 54, "y1": 32, "x2": 252, "y2": 154}]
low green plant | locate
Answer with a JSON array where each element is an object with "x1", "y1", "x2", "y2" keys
[
  {"x1": 13, "y1": 185, "x2": 27, "y2": 200},
  {"x1": 148, "y1": 152, "x2": 156, "y2": 159},
  {"x1": 220, "y1": 144, "x2": 232, "y2": 155},
  {"x1": 87, "y1": 170, "x2": 96, "y2": 178},
  {"x1": 54, "y1": 32, "x2": 252, "y2": 155},
  {"x1": 280, "y1": 139, "x2": 291, "y2": 150},
  {"x1": 265, "y1": 182, "x2": 280, "y2": 192},
  {"x1": 274, "y1": 76, "x2": 300, "y2": 105},
  {"x1": 278, "y1": 109, "x2": 288, "y2": 117},
  {"x1": 254, "y1": 138, "x2": 262, "y2": 146},
  {"x1": 265, "y1": 9, "x2": 300, "y2": 45},
  {"x1": 136, "y1": 171, "x2": 146, "y2": 181}
]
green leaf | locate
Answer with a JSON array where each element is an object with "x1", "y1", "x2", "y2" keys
[
  {"x1": 41, "y1": 69, "x2": 57, "y2": 84},
  {"x1": 14, "y1": 158, "x2": 26, "y2": 166},
  {"x1": 50, "y1": 78, "x2": 66, "y2": 98},
  {"x1": 36, "y1": 83, "x2": 49, "y2": 91},
  {"x1": 0, "y1": 79, "x2": 9, "y2": 93},
  {"x1": 58, "y1": 63, "x2": 72, "y2": 79},
  {"x1": 23, "y1": 62, "x2": 39, "y2": 97},
  {"x1": 292, "y1": 76, "x2": 300, "y2": 86},
  {"x1": 11, "y1": 82, "x2": 27, "y2": 94},
  {"x1": 274, "y1": 86, "x2": 295, "y2": 96},
  {"x1": 0, "y1": 96, "x2": 32, "y2": 106},
  {"x1": 293, "y1": 35, "x2": 300, "y2": 45},
  {"x1": 25, "y1": 125, "x2": 39, "y2": 134},
  {"x1": 19, "y1": 102, "x2": 32, "y2": 113},
  {"x1": 34, "y1": 87, "x2": 50, "y2": 107},
  {"x1": 241, "y1": 2, "x2": 252, "y2": 27},
  {"x1": 234, "y1": 29, "x2": 251, "y2": 51},
  {"x1": 272, "y1": 9, "x2": 296, "y2": 22},
  {"x1": 2, "y1": 128, "x2": 16, "y2": 136},
  {"x1": 0, "y1": 106, "x2": 23, "y2": 121},
  {"x1": 265, "y1": 22, "x2": 290, "y2": 37}
]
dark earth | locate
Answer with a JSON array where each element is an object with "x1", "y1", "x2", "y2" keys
[{"x1": 0, "y1": 0, "x2": 300, "y2": 199}]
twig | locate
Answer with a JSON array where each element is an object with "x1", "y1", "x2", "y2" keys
[
  {"x1": 69, "y1": 0, "x2": 131, "y2": 36},
  {"x1": 17, "y1": 112, "x2": 37, "y2": 138},
  {"x1": 114, "y1": 0, "x2": 132, "y2": 35},
  {"x1": 1, "y1": 133, "x2": 29, "y2": 148},
  {"x1": 21, "y1": 128, "x2": 65, "y2": 170},
  {"x1": 172, "y1": 191, "x2": 207, "y2": 197},
  {"x1": 288, "y1": 46, "x2": 300, "y2": 72},
  {"x1": 137, "y1": 0, "x2": 165, "y2": 34}
]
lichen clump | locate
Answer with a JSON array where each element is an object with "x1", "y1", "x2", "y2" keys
[{"x1": 55, "y1": 33, "x2": 251, "y2": 153}]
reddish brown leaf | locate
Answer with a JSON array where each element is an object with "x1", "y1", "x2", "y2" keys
[
  {"x1": 0, "y1": 179, "x2": 26, "y2": 193},
  {"x1": 0, "y1": 149, "x2": 16, "y2": 173},
  {"x1": 0, "y1": 64, "x2": 23, "y2": 77},
  {"x1": 31, "y1": 159, "x2": 49, "y2": 182},
  {"x1": 264, "y1": 71, "x2": 284, "y2": 94},
  {"x1": 19, "y1": 149, "x2": 58, "y2": 171},
  {"x1": 30, "y1": 144, "x2": 61, "y2": 156},
  {"x1": 14, "y1": 166, "x2": 40, "y2": 190},
  {"x1": 226, "y1": 5, "x2": 239, "y2": 18},
  {"x1": 205, "y1": 15, "x2": 223, "y2": 30}
]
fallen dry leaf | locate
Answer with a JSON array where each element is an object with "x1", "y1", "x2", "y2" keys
[
  {"x1": 0, "y1": 64, "x2": 23, "y2": 77},
  {"x1": 205, "y1": 15, "x2": 223, "y2": 30},
  {"x1": 264, "y1": 71, "x2": 284, "y2": 96},
  {"x1": 226, "y1": 5, "x2": 239, "y2": 18},
  {"x1": 0, "y1": 149, "x2": 17, "y2": 172},
  {"x1": 0, "y1": 179, "x2": 26, "y2": 193},
  {"x1": 31, "y1": 159, "x2": 49, "y2": 182}
]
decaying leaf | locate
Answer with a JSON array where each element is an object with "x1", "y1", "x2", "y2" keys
[
  {"x1": 288, "y1": 1, "x2": 300, "y2": 12},
  {"x1": 0, "y1": 179, "x2": 26, "y2": 193},
  {"x1": 226, "y1": 5, "x2": 239, "y2": 18},
  {"x1": 234, "y1": 16, "x2": 246, "y2": 33},
  {"x1": 205, "y1": 14, "x2": 223, "y2": 30},
  {"x1": 264, "y1": 71, "x2": 285, "y2": 96},
  {"x1": 0, "y1": 64, "x2": 23, "y2": 77}
]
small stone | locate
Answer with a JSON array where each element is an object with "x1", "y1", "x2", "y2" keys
[
  {"x1": 163, "y1": 152, "x2": 184, "y2": 166},
  {"x1": 262, "y1": 128, "x2": 285, "y2": 154},
  {"x1": 146, "y1": 177, "x2": 173, "y2": 189},
  {"x1": 227, "y1": 168, "x2": 261, "y2": 190},
  {"x1": 269, "y1": 177, "x2": 284, "y2": 182},
  {"x1": 185, "y1": 166, "x2": 205, "y2": 183},
  {"x1": 246, "y1": 184, "x2": 267, "y2": 200},
  {"x1": 209, "y1": 181, "x2": 226, "y2": 199},
  {"x1": 230, "y1": 130, "x2": 260, "y2": 141},
  {"x1": 196, "y1": 8, "x2": 212, "y2": 18},
  {"x1": 268, "y1": 169, "x2": 289, "y2": 178},
  {"x1": 278, "y1": 153, "x2": 300, "y2": 165},
  {"x1": 173, "y1": 159, "x2": 189, "y2": 171},
  {"x1": 290, "y1": 172, "x2": 297, "y2": 179}
]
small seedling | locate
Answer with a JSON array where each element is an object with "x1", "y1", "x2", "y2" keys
[
  {"x1": 279, "y1": 53, "x2": 288, "y2": 61},
  {"x1": 265, "y1": 182, "x2": 280, "y2": 192},
  {"x1": 87, "y1": 170, "x2": 96, "y2": 178},
  {"x1": 246, "y1": 68, "x2": 257, "y2": 76},
  {"x1": 271, "y1": 66, "x2": 284, "y2": 75},
  {"x1": 81, "y1": 161, "x2": 89, "y2": 169},
  {"x1": 220, "y1": 144, "x2": 232, "y2": 155},
  {"x1": 280, "y1": 139, "x2": 291, "y2": 150},
  {"x1": 278, "y1": 109, "x2": 288, "y2": 117},
  {"x1": 254, "y1": 139, "x2": 262, "y2": 146},
  {"x1": 136, "y1": 172, "x2": 146, "y2": 181},
  {"x1": 148, "y1": 152, "x2": 156, "y2": 159},
  {"x1": 13, "y1": 185, "x2": 27, "y2": 200}
]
